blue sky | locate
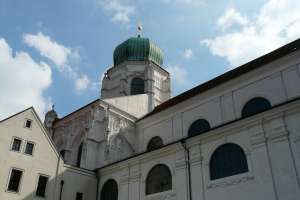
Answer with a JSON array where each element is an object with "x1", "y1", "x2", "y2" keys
[{"x1": 1, "y1": 0, "x2": 300, "y2": 119}]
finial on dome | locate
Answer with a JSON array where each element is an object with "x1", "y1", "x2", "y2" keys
[
  {"x1": 137, "y1": 23, "x2": 143, "y2": 37},
  {"x1": 52, "y1": 104, "x2": 55, "y2": 110}
]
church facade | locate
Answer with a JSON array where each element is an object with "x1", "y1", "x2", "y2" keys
[{"x1": 1, "y1": 35, "x2": 300, "y2": 200}]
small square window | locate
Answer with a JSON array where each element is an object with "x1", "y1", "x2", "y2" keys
[
  {"x1": 7, "y1": 169, "x2": 23, "y2": 192},
  {"x1": 36, "y1": 175, "x2": 49, "y2": 197},
  {"x1": 76, "y1": 192, "x2": 83, "y2": 200},
  {"x1": 11, "y1": 138, "x2": 22, "y2": 152},
  {"x1": 24, "y1": 142, "x2": 34, "y2": 155},
  {"x1": 25, "y1": 119, "x2": 32, "y2": 129}
]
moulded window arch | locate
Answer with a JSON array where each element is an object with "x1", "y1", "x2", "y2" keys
[
  {"x1": 241, "y1": 97, "x2": 271, "y2": 118},
  {"x1": 209, "y1": 143, "x2": 248, "y2": 180},
  {"x1": 188, "y1": 119, "x2": 211, "y2": 137},
  {"x1": 131, "y1": 77, "x2": 144, "y2": 95},
  {"x1": 101, "y1": 179, "x2": 118, "y2": 200},
  {"x1": 146, "y1": 164, "x2": 172, "y2": 195},
  {"x1": 76, "y1": 142, "x2": 83, "y2": 167},
  {"x1": 147, "y1": 136, "x2": 163, "y2": 151}
]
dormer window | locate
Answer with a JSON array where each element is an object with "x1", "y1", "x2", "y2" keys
[{"x1": 25, "y1": 119, "x2": 32, "y2": 129}]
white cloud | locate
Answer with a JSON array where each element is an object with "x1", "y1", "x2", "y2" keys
[
  {"x1": 23, "y1": 32, "x2": 71, "y2": 67},
  {"x1": 75, "y1": 74, "x2": 90, "y2": 93},
  {"x1": 162, "y1": 0, "x2": 205, "y2": 5},
  {"x1": 23, "y1": 32, "x2": 94, "y2": 93},
  {"x1": 166, "y1": 65, "x2": 188, "y2": 85},
  {"x1": 202, "y1": 0, "x2": 300, "y2": 68},
  {"x1": 217, "y1": 8, "x2": 248, "y2": 30},
  {"x1": 98, "y1": 0, "x2": 135, "y2": 24},
  {"x1": 0, "y1": 38, "x2": 52, "y2": 119},
  {"x1": 183, "y1": 48, "x2": 193, "y2": 60}
]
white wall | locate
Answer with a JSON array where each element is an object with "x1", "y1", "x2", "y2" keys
[
  {"x1": 137, "y1": 51, "x2": 300, "y2": 153},
  {"x1": 0, "y1": 108, "x2": 98, "y2": 200},
  {"x1": 98, "y1": 98, "x2": 300, "y2": 200},
  {"x1": 0, "y1": 108, "x2": 61, "y2": 200}
]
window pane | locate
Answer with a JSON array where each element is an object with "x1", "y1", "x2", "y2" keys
[
  {"x1": 36, "y1": 176, "x2": 48, "y2": 197},
  {"x1": 25, "y1": 120, "x2": 32, "y2": 128},
  {"x1": 147, "y1": 137, "x2": 163, "y2": 151},
  {"x1": 60, "y1": 150, "x2": 65, "y2": 159},
  {"x1": 8, "y1": 169, "x2": 23, "y2": 192},
  {"x1": 76, "y1": 192, "x2": 83, "y2": 200},
  {"x1": 131, "y1": 78, "x2": 144, "y2": 95},
  {"x1": 24, "y1": 142, "x2": 34, "y2": 155},
  {"x1": 12, "y1": 139, "x2": 22, "y2": 151},
  {"x1": 188, "y1": 119, "x2": 211, "y2": 137},
  {"x1": 146, "y1": 164, "x2": 172, "y2": 195},
  {"x1": 210, "y1": 143, "x2": 248, "y2": 180},
  {"x1": 101, "y1": 179, "x2": 118, "y2": 200},
  {"x1": 242, "y1": 97, "x2": 271, "y2": 117},
  {"x1": 77, "y1": 143, "x2": 83, "y2": 167}
]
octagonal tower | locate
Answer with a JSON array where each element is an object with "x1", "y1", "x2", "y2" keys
[{"x1": 101, "y1": 35, "x2": 171, "y2": 113}]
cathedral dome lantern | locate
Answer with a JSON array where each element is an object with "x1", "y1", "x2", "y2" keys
[{"x1": 113, "y1": 36, "x2": 163, "y2": 66}]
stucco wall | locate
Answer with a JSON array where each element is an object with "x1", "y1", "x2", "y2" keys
[
  {"x1": 0, "y1": 108, "x2": 97, "y2": 200},
  {"x1": 98, "y1": 98, "x2": 300, "y2": 200},
  {"x1": 137, "y1": 51, "x2": 300, "y2": 153}
]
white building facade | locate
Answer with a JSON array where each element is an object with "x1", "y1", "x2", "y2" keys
[{"x1": 1, "y1": 36, "x2": 300, "y2": 200}]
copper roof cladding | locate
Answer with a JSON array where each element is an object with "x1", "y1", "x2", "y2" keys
[{"x1": 113, "y1": 36, "x2": 163, "y2": 66}]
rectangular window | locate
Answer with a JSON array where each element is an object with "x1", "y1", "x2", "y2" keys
[
  {"x1": 60, "y1": 150, "x2": 65, "y2": 159},
  {"x1": 11, "y1": 138, "x2": 22, "y2": 152},
  {"x1": 24, "y1": 142, "x2": 34, "y2": 155},
  {"x1": 25, "y1": 119, "x2": 32, "y2": 128},
  {"x1": 36, "y1": 175, "x2": 48, "y2": 197},
  {"x1": 7, "y1": 169, "x2": 23, "y2": 192},
  {"x1": 76, "y1": 192, "x2": 83, "y2": 200}
]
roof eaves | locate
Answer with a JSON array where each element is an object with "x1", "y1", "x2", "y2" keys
[{"x1": 138, "y1": 38, "x2": 300, "y2": 121}]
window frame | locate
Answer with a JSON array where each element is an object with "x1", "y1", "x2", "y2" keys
[
  {"x1": 130, "y1": 77, "x2": 145, "y2": 95},
  {"x1": 187, "y1": 118, "x2": 211, "y2": 137},
  {"x1": 76, "y1": 192, "x2": 84, "y2": 200},
  {"x1": 6, "y1": 167, "x2": 24, "y2": 194},
  {"x1": 10, "y1": 137, "x2": 22, "y2": 152},
  {"x1": 241, "y1": 97, "x2": 271, "y2": 118},
  {"x1": 101, "y1": 179, "x2": 118, "y2": 200},
  {"x1": 146, "y1": 136, "x2": 164, "y2": 151},
  {"x1": 23, "y1": 140, "x2": 35, "y2": 156},
  {"x1": 76, "y1": 143, "x2": 83, "y2": 167},
  {"x1": 35, "y1": 174, "x2": 50, "y2": 198},
  {"x1": 208, "y1": 143, "x2": 249, "y2": 181},
  {"x1": 145, "y1": 164, "x2": 172, "y2": 195},
  {"x1": 24, "y1": 119, "x2": 33, "y2": 129}
]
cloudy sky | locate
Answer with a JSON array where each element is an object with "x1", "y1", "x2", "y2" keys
[{"x1": 1, "y1": 0, "x2": 300, "y2": 119}]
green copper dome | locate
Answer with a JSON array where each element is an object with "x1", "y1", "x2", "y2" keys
[{"x1": 113, "y1": 36, "x2": 163, "y2": 66}]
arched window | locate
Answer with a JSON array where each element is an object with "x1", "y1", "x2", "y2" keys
[
  {"x1": 242, "y1": 97, "x2": 271, "y2": 118},
  {"x1": 188, "y1": 119, "x2": 210, "y2": 137},
  {"x1": 131, "y1": 77, "x2": 144, "y2": 95},
  {"x1": 147, "y1": 136, "x2": 163, "y2": 151},
  {"x1": 210, "y1": 143, "x2": 248, "y2": 180},
  {"x1": 76, "y1": 143, "x2": 83, "y2": 167},
  {"x1": 146, "y1": 164, "x2": 172, "y2": 195},
  {"x1": 101, "y1": 179, "x2": 118, "y2": 200}
]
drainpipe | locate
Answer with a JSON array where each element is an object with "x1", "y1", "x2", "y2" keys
[
  {"x1": 181, "y1": 140, "x2": 192, "y2": 200},
  {"x1": 59, "y1": 180, "x2": 64, "y2": 200}
]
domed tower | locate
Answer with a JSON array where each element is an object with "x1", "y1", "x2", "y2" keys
[{"x1": 101, "y1": 35, "x2": 171, "y2": 112}]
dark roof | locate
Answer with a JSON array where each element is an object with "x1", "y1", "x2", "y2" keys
[{"x1": 139, "y1": 38, "x2": 300, "y2": 121}]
